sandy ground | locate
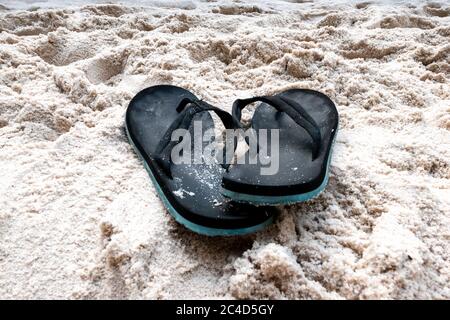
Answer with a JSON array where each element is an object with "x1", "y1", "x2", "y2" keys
[{"x1": 0, "y1": 0, "x2": 449, "y2": 299}]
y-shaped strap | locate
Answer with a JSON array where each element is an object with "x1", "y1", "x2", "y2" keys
[
  {"x1": 231, "y1": 95, "x2": 322, "y2": 159},
  {"x1": 154, "y1": 98, "x2": 240, "y2": 178}
]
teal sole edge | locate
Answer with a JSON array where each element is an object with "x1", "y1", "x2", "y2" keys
[
  {"x1": 221, "y1": 128, "x2": 338, "y2": 206},
  {"x1": 125, "y1": 124, "x2": 274, "y2": 237}
]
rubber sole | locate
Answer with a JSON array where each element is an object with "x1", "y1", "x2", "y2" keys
[
  {"x1": 125, "y1": 123, "x2": 274, "y2": 236},
  {"x1": 221, "y1": 128, "x2": 338, "y2": 206}
]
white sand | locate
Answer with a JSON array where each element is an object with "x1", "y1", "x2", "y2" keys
[{"x1": 0, "y1": 0, "x2": 449, "y2": 299}]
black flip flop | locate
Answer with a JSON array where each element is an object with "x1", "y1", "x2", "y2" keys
[
  {"x1": 221, "y1": 89, "x2": 339, "y2": 205},
  {"x1": 125, "y1": 85, "x2": 275, "y2": 236}
]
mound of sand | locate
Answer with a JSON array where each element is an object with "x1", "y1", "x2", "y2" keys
[{"x1": 0, "y1": 1, "x2": 449, "y2": 299}]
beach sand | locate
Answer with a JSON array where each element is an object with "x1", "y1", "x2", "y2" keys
[{"x1": 0, "y1": 0, "x2": 449, "y2": 299}]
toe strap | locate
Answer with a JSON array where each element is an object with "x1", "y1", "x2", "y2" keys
[
  {"x1": 232, "y1": 95, "x2": 322, "y2": 159},
  {"x1": 153, "y1": 98, "x2": 241, "y2": 178}
]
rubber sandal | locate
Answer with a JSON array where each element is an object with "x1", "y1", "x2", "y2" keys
[
  {"x1": 125, "y1": 85, "x2": 276, "y2": 236},
  {"x1": 221, "y1": 89, "x2": 339, "y2": 205}
]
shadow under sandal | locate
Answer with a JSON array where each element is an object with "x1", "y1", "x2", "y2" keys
[
  {"x1": 125, "y1": 85, "x2": 275, "y2": 236},
  {"x1": 221, "y1": 89, "x2": 339, "y2": 205}
]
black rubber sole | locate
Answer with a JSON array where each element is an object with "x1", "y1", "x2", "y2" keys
[
  {"x1": 126, "y1": 85, "x2": 276, "y2": 235},
  {"x1": 222, "y1": 89, "x2": 339, "y2": 204}
]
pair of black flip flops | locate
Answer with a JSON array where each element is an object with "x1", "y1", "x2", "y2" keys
[{"x1": 125, "y1": 85, "x2": 338, "y2": 236}]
